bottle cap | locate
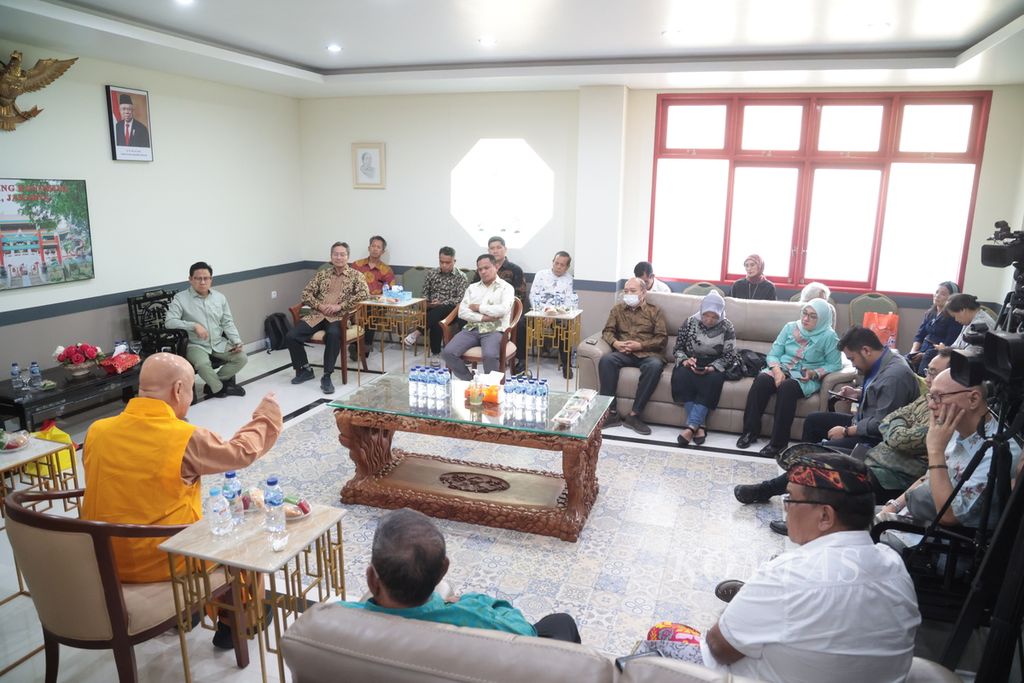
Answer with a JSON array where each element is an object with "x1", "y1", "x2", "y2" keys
[
  {"x1": 266, "y1": 476, "x2": 278, "y2": 486},
  {"x1": 225, "y1": 471, "x2": 237, "y2": 478}
]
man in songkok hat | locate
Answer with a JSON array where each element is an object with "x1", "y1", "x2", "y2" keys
[
  {"x1": 115, "y1": 91, "x2": 150, "y2": 147},
  {"x1": 696, "y1": 449, "x2": 921, "y2": 683}
]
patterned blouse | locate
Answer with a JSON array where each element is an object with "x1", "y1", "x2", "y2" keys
[
  {"x1": 672, "y1": 316, "x2": 739, "y2": 373},
  {"x1": 422, "y1": 268, "x2": 469, "y2": 307},
  {"x1": 300, "y1": 265, "x2": 370, "y2": 325}
]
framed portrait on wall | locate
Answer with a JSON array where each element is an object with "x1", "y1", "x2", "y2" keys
[
  {"x1": 352, "y1": 142, "x2": 385, "y2": 189},
  {"x1": 106, "y1": 86, "x2": 154, "y2": 162}
]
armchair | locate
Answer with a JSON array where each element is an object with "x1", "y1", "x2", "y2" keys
[{"x1": 438, "y1": 297, "x2": 523, "y2": 376}]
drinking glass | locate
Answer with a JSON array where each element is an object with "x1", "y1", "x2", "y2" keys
[{"x1": 129, "y1": 340, "x2": 142, "y2": 355}]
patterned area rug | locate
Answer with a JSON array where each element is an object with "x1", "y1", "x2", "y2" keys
[{"x1": 206, "y1": 408, "x2": 786, "y2": 655}]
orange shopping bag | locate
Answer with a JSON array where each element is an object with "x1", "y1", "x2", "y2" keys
[{"x1": 863, "y1": 311, "x2": 899, "y2": 349}]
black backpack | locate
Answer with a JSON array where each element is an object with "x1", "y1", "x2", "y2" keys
[
  {"x1": 738, "y1": 349, "x2": 768, "y2": 377},
  {"x1": 264, "y1": 312, "x2": 293, "y2": 351}
]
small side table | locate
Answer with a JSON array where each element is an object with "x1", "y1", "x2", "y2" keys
[
  {"x1": 160, "y1": 504, "x2": 347, "y2": 683},
  {"x1": 524, "y1": 309, "x2": 582, "y2": 391},
  {"x1": 356, "y1": 297, "x2": 428, "y2": 373}
]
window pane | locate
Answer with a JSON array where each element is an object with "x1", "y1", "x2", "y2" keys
[
  {"x1": 899, "y1": 104, "x2": 974, "y2": 153},
  {"x1": 876, "y1": 163, "x2": 975, "y2": 292},
  {"x1": 804, "y1": 169, "x2": 881, "y2": 282},
  {"x1": 651, "y1": 159, "x2": 729, "y2": 280},
  {"x1": 818, "y1": 105, "x2": 883, "y2": 152},
  {"x1": 740, "y1": 106, "x2": 803, "y2": 150},
  {"x1": 666, "y1": 105, "x2": 727, "y2": 149},
  {"x1": 727, "y1": 167, "x2": 798, "y2": 278}
]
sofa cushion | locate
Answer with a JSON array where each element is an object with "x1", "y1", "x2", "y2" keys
[{"x1": 282, "y1": 601, "x2": 616, "y2": 683}]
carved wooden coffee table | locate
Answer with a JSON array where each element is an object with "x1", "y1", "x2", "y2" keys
[{"x1": 330, "y1": 375, "x2": 611, "y2": 541}]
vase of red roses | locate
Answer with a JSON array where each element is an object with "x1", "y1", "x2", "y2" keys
[{"x1": 54, "y1": 343, "x2": 105, "y2": 378}]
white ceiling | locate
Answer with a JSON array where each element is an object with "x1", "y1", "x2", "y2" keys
[{"x1": 2, "y1": 0, "x2": 1024, "y2": 97}]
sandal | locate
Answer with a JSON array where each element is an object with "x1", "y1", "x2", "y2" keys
[
  {"x1": 676, "y1": 427, "x2": 694, "y2": 447},
  {"x1": 693, "y1": 428, "x2": 707, "y2": 446}
]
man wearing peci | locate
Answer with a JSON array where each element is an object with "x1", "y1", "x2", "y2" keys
[
  {"x1": 442, "y1": 253, "x2": 515, "y2": 380},
  {"x1": 114, "y1": 93, "x2": 150, "y2": 147},
  {"x1": 472, "y1": 236, "x2": 529, "y2": 372}
]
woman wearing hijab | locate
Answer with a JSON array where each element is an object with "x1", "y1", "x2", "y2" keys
[
  {"x1": 671, "y1": 292, "x2": 739, "y2": 446},
  {"x1": 907, "y1": 280, "x2": 961, "y2": 375},
  {"x1": 736, "y1": 298, "x2": 843, "y2": 456},
  {"x1": 729, "y1": 254, "x2": 777, "y2": 301}
]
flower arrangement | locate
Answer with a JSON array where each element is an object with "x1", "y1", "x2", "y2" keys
[{"x1": 53, "y1": 343, "x2": 104, "y2": 366}]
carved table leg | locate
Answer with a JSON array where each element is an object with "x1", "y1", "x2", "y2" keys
[{"x1": 335, "y1": 410, "x2": 396, "y2": 498}]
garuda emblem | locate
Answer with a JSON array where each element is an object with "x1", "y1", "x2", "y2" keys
[{"x1": 0, "y1": 50, "x2": 78, "y2": 131}]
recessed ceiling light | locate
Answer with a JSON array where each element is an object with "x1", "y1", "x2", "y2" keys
[
  {"x1": 477, "y1": 35, "x2": 497, "y2": 48},
  {"x1": 175, "y1": 0, "x2": 195, "y2": 6},
  {"x1": 326, "y1": 43, "x2": 342, "y2": 53}
]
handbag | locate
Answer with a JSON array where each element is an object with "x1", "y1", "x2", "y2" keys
[{"x1": 863, "y1": 311, "x2": 900, "y2": 349}]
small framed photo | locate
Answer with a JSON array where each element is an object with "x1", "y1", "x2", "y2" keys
[
  {"x1": 106, "y1": 86, "x2": 153, "y2": 162},
  {"x1": 352, "y1": 142, "x2": 385, "y2": 189}
]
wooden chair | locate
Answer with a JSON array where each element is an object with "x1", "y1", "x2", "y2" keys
[
  {"x1": 126, "y1": 290, "x2": 189, "y2": 358},
  {"x1": 438, "y1": 297, "x2": 523, "y2": 376},
  {"x1": 4, "y1": 488, "x2": 246, "y2": 683},
  {"x1": 849, "y1": 292, "x2": 899, "y2": 328},
  {"x1": 682, "y1": 281, "x2": 724, "y2": 297},
  {"x1": 288, "y1": 305, "x2": 366, "y2": 385}
]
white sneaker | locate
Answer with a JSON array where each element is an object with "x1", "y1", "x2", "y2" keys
[{"x1": 403, "y1": 330, "x2": 421, "y2": 347}]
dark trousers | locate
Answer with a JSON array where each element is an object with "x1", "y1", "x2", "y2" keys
[
  {"x1": 533, "y1": 613, "x2": 581, "y2": 643},
  {"x1": 742, "y1": 374, "x2": 804, "y2": 447},
  {"x1": 514, "y1": 317, "x2": 527, "y2": 366},
  {"x1": 598, "y1": 352, "x2": 664, "y2": 415},
  {"x1": 426, "y1": 304, "x2": 456, "y2": 355},
  {"x1": 801, "y1": 411, "x2": 880, "y2": 451},
  {"x1": 287, "y1": 319, "x2": 341, "y2": 376}
]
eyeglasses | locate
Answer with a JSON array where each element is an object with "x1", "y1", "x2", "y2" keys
[
  {"x1": 782, "y1": 494, "x2": 824, "y2": 508},
  {"x1": 925, "y1": 390, "x2": 972, "y2": 404},
  {"x1": 801, "y1": 311, "x2": 818, "y2": 319}
]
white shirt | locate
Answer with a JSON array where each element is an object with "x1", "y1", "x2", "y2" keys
[
  {"x1": 649, "y1": 278, "x2": 671, "y2": 294},
  {"x1": 951, "y1": 309, "x2": 996, "y2": 349},
  {"x1": 458, "y1": 277, "x2": 514, "y2": 334},
  {"x1": 528, "y1": 268, "x2": 576, "y2": 310},
  {"x1": 702, "y1": 531, "x2": 920, "y2": 683}
]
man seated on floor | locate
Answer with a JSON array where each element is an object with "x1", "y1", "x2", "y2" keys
[
  {"x1": 442, "y1": 253, "x2": 514, "y2": 380},
  {"x1": 165, "y1": 261, "x2": 247, "y2": 399},
  {"x1": 529, "y1": 250, "x2": 577, "y2": 379},
  {"x1": 351, "y1": 234, "x2": 396, "y2": 361},
  {"x1": 287, "y1": 241, "x2": 370, "y2": 395},
  {"x1": 81, "y1": 353, "x2": 282, "y2": 647},
  {"x1": 334, "y1": 508, "x2": 581, "y2": 642},
  {"x1": 634, "y1": 260, "x2": 671, "y2": 294},
  {"x1": 879, "y1": 369, "x2": 1021, "y2": 530},
  {"x1": 404, "y1": 246, "x2": 468, "y2": 357},
  {"x1": 646, "y1": 452, "x2": 920, "y2": 683},
  {"x1": 599, "y1": 277, "x2": 667, "y2": 435}
]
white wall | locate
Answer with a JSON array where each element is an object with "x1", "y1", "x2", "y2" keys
[
  {"x1": 0, "y1": 39, "x2": 303, "y2": 313},
  {"x1": 298, "y1": 91, "x2": 578, "y2": 274},
  {"x1": 621, "y1": 86, "x2": 1024, "y2": 301}
]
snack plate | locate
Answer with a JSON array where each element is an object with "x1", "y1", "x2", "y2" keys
[
  {"x1": 1, "y1": 440, "x2": 30, "y2": 453},
  {"x1": 286, "y1": 506, "x2": 311, "y2": 523}
]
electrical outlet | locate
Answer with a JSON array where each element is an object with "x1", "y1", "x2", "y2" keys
[{"x1": 271, "y1": 290, "x2": 278, "y2": 299}]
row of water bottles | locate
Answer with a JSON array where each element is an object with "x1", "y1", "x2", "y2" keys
[
  {"x1": 409, "y1": 366, "x2": 451, "y2": 407},
  {"x1": 503, "y1": 377, "x2": 550, "y2": 412},
  {"x1": 205, "y1": 471, "x2": 289, "y2": 551},
  {"x1": 9, "y1": 362, "x2": 43, "y2": 390}
]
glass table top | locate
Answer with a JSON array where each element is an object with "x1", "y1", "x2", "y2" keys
[{"x1": 328, "y1": 373, "x2": 611, "y2": 440}]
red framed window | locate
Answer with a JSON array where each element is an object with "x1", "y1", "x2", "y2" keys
[{"x1": 649, "y1": 92, "x2": 991, "y2": 295}]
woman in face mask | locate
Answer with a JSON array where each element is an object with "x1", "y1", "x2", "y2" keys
[
  {"x1": 729, "y1": 254, "x2": 777, "y2": 301},
  {"x1": 735, "y1": 298, "x2": 843, "y2": 456},
  {"x1": 671, "y1": 292, "x2": 739, "y2": 446}
]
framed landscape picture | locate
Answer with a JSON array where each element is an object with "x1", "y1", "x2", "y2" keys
[
  {"x1": 106, "y1": 85, "x2": 154, "y2": 161},
  {"x1": 0, "y1": 178, "x2": 94, "y2": 291},
  {"x1": 353, "y1": 142, "x2": 385, "y2": 189}
]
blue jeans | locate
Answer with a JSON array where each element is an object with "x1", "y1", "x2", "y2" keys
[{"x1": 683, "y1": 402, "x2": 709, "y2": 428}]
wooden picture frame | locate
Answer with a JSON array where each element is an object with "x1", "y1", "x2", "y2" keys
[{"x1": 352, "y1": 142, "x2": 385, "y2": 189}]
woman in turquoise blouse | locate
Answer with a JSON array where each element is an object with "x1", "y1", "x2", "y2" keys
[{"x1": 735, "y1": 298, "x2": 843, "y2": 456}]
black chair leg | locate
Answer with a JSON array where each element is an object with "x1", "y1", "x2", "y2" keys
[
  {"x1": 43, "y1": 630, "x2": 59, "y2": 683},
  {"x1": 111, "y1": 641, "x2": 138, "y2": 683}
]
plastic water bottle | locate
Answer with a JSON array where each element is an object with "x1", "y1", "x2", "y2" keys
[
  {"x1": 436, "y1": 367, "x2": 450, "y2": 403},
  {"x1": 29, "y1": 362, "x2": 42, "y2": 388},
  {"x1": 10, "y1": 363, "x2": 22, "y2": 390},
  {"x1": 524, "y1": 379, "x2": 537, "y2": 410},
  {"x1": 264, "y1": 477, "x2": 289, "y2": 551},
  {"x1": 223, "y1": 471, "x2": 244, "y2": 526},
  {"x1": 206, "y1": 487, "x2": 232, "y2": 536},
  {"x1": 408, "y1": 366, "x2": 420, "y2": 404},
  {"x1": 538, "y1": 379, "x2": 550, "y2": 415}
]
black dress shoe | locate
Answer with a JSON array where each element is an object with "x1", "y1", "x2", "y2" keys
[
  {"x1": 203, "y1": 385, "x2": 226, "y2": 399},
  {"x1": 291, "y1": 366, "x2": 315, "y2": 384},
  {"x1": 736, "y1": 432, "x2": 758, "y2": 449},
  {"x1": 769, "y1": 520, "x2": 789, "y2": 537},
  {"x1": 734, "y1": 480, "x2": 777, "y2": 504},
  {"x1": 759, "y1": 443, "x2": 783, "y2": 457},
  {"x1": 222, "y1": 383, "x2": 246, "y2": 397},
  {"x1": 676, "y1": 428, "x2": 692, "y2": 447},
  {"x1": 714, "y1": 579, "x2": 745, "y2": 603}
]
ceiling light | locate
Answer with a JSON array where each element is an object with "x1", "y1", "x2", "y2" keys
[
  {"x1": 175, "y1": 0, "x2": 195, "y2": 5},
  {"x1": 326, "y1": 43, "x2": 342, "y2": 53},
  {"x1": 477, "y1": 35, "x2": 497, "y2": 48}
]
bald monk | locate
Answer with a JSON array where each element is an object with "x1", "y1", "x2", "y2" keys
[{"x1": 81, "y1": 353, "x2": 283, "y2": 583}]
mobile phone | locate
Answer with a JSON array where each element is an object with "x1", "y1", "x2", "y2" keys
[
  {"x1": 615, "y1": 650, "x2": 663, "y2": 672},
  {"x1": 585, "y1": 337, "x2": 598, "y2": 345}
]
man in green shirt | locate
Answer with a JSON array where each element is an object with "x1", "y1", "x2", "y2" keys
[
  {"x1": 335, "y1": 508, "x2": 581, "y2": 642},
  {"x1": 165, "y1": 261, "x2": 247, "y2": 398}
]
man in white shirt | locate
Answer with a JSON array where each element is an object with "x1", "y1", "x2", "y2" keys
[
  {"x1": 694, "y1": 451, "x2": 920, "y2": 683},
  {"x1": 529, "y1": 251, "x2": 577, "y2": 379},
  {"x1": 442, "y1": 254, "x2": 515, "y2": 380},
  {"x1": 634, "y1": 261, "x2": 671, "y2": 294}
]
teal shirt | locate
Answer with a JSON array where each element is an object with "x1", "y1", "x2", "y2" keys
[
  {"x1": 764, "y1": 321, "x2": 842, "y2": 397},
  {"x1": 335, "y1": 592, "x2": 537, "y2": 636},
  {"x1": 165, "y1": 287, "x2": 241, "y2": 353}
]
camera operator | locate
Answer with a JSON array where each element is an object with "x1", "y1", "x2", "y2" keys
[
  {"x1": 945, "y1": 294, "x2": 996, "y2": 350},
  {"x1": 881, "y1": 369, "x2": 1020, "y2": 527}
]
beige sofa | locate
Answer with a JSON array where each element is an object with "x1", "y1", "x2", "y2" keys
[
  {"x1": 280, "y1": 601, "x2": 960, "y2": 683},
  {"x1": 577, "y1": 293, "x2": 856, "y2": 439}
]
